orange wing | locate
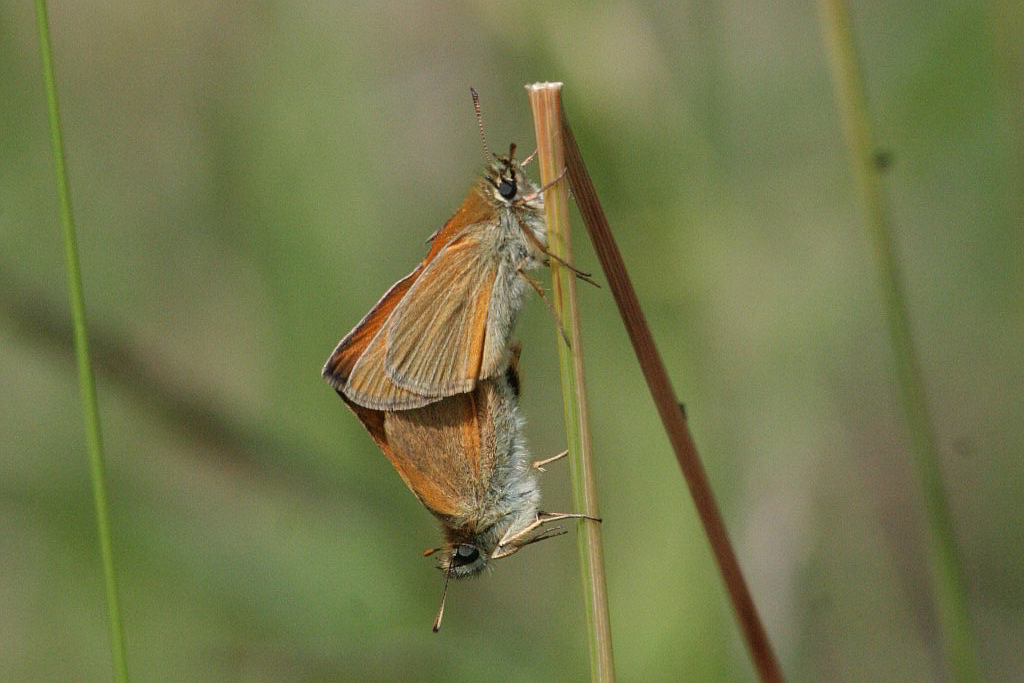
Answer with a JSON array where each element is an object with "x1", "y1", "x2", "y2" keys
[
  {"x1": 385, "y1": 230, "x2": 497, "y2": 390},
  {"x1": 380, "y1": 389, "x2": 483, "y2": 518},
  {"x1": 322, "y1": 267, "x2": 421, "y2": 391},
  {"x1": 333, "y1": 202, "x2": 505, "y2": 409},
  {"x1": 322, "y1": 184, "x2": 491, "y2": 387},
  {"x1": 339, "y1": 221, "x2": 501, "y2": 410}
]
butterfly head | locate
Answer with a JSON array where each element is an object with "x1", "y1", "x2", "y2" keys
[
  {"x1": 435, "y1": 523, "x2": 505, "y2": 578},
  {"x1": 483, "y1": 143, "x2": 541, "y2": 209}
]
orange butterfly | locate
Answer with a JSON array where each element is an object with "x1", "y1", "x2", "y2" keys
[
  {"x1": 322, "y1": 143, "x2": 548, "y2": 411},
  {"x1": 337, "y1": 346, "x2": 589, "y2": 629}
]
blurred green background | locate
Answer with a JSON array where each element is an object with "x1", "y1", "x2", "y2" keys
[{"x1": 2, "y1": 0, "x2": 1020, "y2": 681}]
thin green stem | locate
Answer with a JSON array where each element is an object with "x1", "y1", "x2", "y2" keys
[
  {"x1": 528, "y1": 83, "x2": 615, "y2": 683},
  {"x1": 817, "y1": 2, "x2": 979, "y2": 681},
  {"x1": 35, "y1": 3, "x2": 129, "y2": 681}
]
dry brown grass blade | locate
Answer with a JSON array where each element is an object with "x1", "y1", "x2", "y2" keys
[{"x1": 558, "y1": 104, "x2": 785, "y2": 683}]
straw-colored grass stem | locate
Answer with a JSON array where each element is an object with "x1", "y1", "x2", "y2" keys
[{"x1": 528, "y1": 82, "x2": 616, "y2": 683}]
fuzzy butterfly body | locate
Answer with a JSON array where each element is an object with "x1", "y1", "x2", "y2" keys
[{"x1": 347, "y1": 354, "x2": 544, "y2": 577}]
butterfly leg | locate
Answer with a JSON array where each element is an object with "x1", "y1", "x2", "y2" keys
[
  {"x1": 532, "y1": 448, "x2": 568, "y2": 471},
  {"x1": 518, "y1": 154, "x2": 577, "y2": 202},
  {"x1": 546, "y1": 250, "x2": 601, "y2": 288},
  {"x1": 517, "y1": 213, "x2": 600, "y2": 289},
  {"x1": 521, "y1": 165, "x2": 568, "y2": 202},
  {"x1": 492, "y1": 511, "x2": 602, "y2": 559},
  {"x1": 518, "y1": 268, "x2": 571, "y2": 347}
]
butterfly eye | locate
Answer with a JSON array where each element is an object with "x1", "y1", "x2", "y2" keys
[
  {"x1": 497, "y1": 176, "x2": 517, "y2": 199},
  {"x1": 451, "y1": 544, "x2": 480, "y2": 567}
]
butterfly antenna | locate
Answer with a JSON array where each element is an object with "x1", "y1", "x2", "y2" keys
[
  {"x1": 432, "y1": 567, "x2": 453, "y2": 633},
  {"x1": 470, "y1": 86, "x2": 490, "y2": 162}
]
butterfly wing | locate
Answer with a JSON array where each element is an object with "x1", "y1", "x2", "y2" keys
[
  {"x1": 385, "y1": 229, "x2": 499, "y2": 390},
  {"x1": 322, "y1": 272, "x2": 415, "y2": 459},
  {"x1": 322, "y1": 266, "x2": 422, "y2": 392},
  {"x1": 340, "y1": 223, "x2": 501, "y2": 409},
  {"x1": 381, "y1": 389, "x2": 482, "y2": 519}
]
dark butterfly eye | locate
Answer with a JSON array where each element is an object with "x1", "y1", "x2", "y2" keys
[
  {"x1": 451, "y1": 544, "x2": 480, "y2": 567},
  {"x1": 497, "y1": 176, "x2": 516, "y2": 199}
]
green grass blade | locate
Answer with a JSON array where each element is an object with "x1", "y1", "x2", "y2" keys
[
  {"x1": 816, "y1": 1, "x2": 980, "y2": 681},
  {"x1": 35, "y1": 3, "x2": 130, "y2": 681}
]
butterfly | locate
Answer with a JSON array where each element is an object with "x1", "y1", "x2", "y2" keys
[
  {"x1": 337, "y1": 345, "x2": 588, "y2": 629},
  {"x1": 322, "y1": 142, "x2": 549, "y2": 411}
]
